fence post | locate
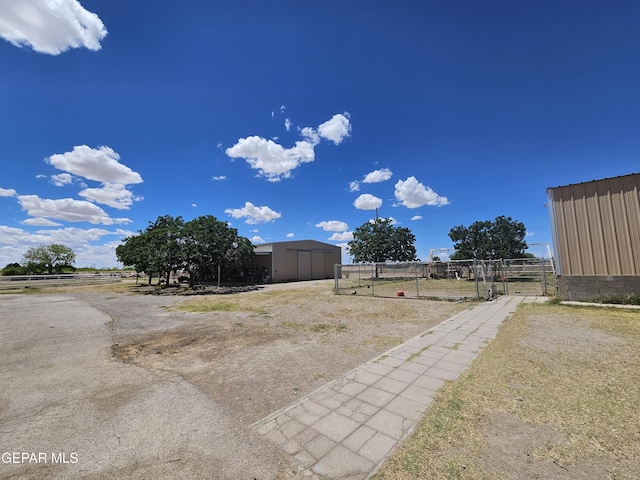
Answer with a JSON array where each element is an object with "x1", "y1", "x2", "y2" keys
[
  {"x1": 474, "y1": 259, "x2": 480, "y2": 299},
  {"x1": 371, "y1": 264, "x2": 375, "y2": 296},
  {"x1": 415, "y1": 262, "x2": 419, "y2": 298},
  {"x1": 334, "y1": 264, "x2": 339, "y2": 292},
  {"x1": 540, "y1": 257, "x2": 547, "y2": 296},
  {"x1": 501, "y1": 259, "x2": 508, "y2": 295}
]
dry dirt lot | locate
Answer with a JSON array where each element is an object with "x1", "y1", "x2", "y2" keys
[
  {"x1": 4, "y1": 279, "x2": 635, "y2": 479},
  {"x1": 91, "y1": 280, "x2": 470, "y2": 424}
]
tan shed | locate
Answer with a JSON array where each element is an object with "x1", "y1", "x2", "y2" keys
[
  {"x1": 253, "y1": 240, "x2": 341, "y2": 283},
  {"x1": 547, "y1": 173, "x2": 640, "y2": 300}
]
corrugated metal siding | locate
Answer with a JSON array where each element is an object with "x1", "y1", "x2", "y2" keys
[
  {"x1": 548, "y1": 173, "x2": 640, "y2": 276},
  {"x1": 267, "y1": 240, "x2": 341, "y2": 281}
]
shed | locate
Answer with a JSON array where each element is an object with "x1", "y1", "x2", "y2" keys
[
  {"x1": 252, "y1": 240, "x2": 341, "y2": 283},
  {"x1": 547, "y1": 173, "x2": 640, "y2": 300}
]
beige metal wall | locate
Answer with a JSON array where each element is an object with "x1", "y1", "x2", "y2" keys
[
  {"x1": 257, "y1": 240, "x2": 341, "y2": 282},
  {"x1": 547, "y1": 173, "x2": 640, "y2": 276}
]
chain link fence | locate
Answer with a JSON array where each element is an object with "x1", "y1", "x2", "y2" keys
[{"x1": 334, "y1": 258, "x2": 556, "y2": 299}]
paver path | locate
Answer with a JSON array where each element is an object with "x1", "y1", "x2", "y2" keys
[{"x1": 252, "y1": 295, "x2": 547, "y2": 479}]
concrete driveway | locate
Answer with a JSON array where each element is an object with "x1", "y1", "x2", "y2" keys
[{"x1": 0, "y1": 294, "x2": 300, "y2": 479}]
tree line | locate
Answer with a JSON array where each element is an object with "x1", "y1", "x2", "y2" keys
[
  {"x1": 348, "y1": 215, "x2": 528, "y2": 263},
  {"x1": 115, "y1": 214, "x2": 254, "y2": 287}
]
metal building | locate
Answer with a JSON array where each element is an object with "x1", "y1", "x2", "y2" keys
[
  {"x1": 252, "y1": 240, "x2": 342, "y2": 283},
  {"x1": 547, "y1": 173, "x2": 640, "y2": 300}
]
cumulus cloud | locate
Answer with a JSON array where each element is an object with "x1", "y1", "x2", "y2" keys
[
  {"x1": 78, "y1": 183, "x2": 142, "y2": 210},
  {"x1": 17, "y1": 195, "x2": 131, "y2": 225},
  {"x1": 318, "y1": 113, "x2": 351, "y2": 144},
  {"x1": 251, "y1": 235, "x2": 266, "y2": 244},
  {"x1": 224, "y1": 202, "x2": 282, "y2": 224},
  {"x1": 315, "y1": 220, "x2": 349, "y2": 232},
  {"x1": 329, "y1": 231, "x2": 354, "y2": 241},
  {"x1": 212, "y1": 175, "x2": 227, "y2": 181},
  {"x1": 227, "y1": 113, "x2": 350, "y2": 181},
  {"x1": 47, "y1": 145, "x2": 142, "y2": 185},
  {"x1": 226, "y1": 136, "x2": 315, "y2": 182},
  {"x1": 51, "y1": 173, "x2": 73, "y2": 187},
  {"x1": 286, "y1": 233, "x2": 294, "y2": 238},
  {"x1": 0, "y1": 187, "x2": 17, "y2": 197},
  {"x1": 348, "y1": 181, "x2": 360, "y2": 192},
  {"x1": 284, "y1": 118, "x2": 292, "y2": 131},
  {"x1": 394, "y1": 176, "x2": 449, "y2": 208},
  {"x1": 0, "y1": 0, "x2": 107, "y2": 55},
  {"x1": 21, "y1": 217, "x2": 62, "y2": 227},
  {"x1": 411, "y1": 215, "x2": 423, "y2": 221},
  {"x1": 354, "y1": 193, "x2": 383, "y2": 210},
  {"x1": 363, "y1": 168, "x2": 393, "y2": 184}
]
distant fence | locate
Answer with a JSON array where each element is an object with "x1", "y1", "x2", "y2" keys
[
  {"x1": 334, "y1": 258, "x2": 556, "y2": 299},
  {"x1": 0, "y1": 273, "x2": 122, "y2": 290}
]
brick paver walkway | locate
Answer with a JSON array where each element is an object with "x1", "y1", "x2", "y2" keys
[{"x1": 252, "y1": 295, "x2": 547, "y2": 479}]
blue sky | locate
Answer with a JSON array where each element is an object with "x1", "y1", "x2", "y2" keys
[{"x1": 1, "y1": 1, "x2": 638, "y2": 268}]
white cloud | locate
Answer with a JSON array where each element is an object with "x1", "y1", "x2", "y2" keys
[
  {"x1": 78, "y1": 182, "x2": 141, "y2": 210},
  {"x1": 0, "y1": 187, "x2": 17, "y2": 197},
  {"x1": 51, "y1": 173, "x2": 73, "y2": 187},
  {"x1": 318, "y1": 113, "x2": 351, "y2": 145},
  {"x1": 17, "y1": 195, "x2": 131, "y2": 225},
  {"x1": 329, "y1": 231, "x2": 354, "y2": 241},
  {"x1": 348, "y1": 181, "x2": 360, "y2": 192},
  {"x1": 191, "y1": 203, "x2": 197, "y2": 208},
  {"x1": 251, "y1": 235, "x2": 265, "y2": 244},
  {"x1": 224, "y1": 202, "x2": 281, "y2": 224},
  {"x1": 363, "y1": 168, "x2": 392, "y2": 184},
  {"x1": 284, "y1": 118, "x2": 292, "y2": 131},
  {"x1": 20, "y1": 217, "x2": 62, "y2": 227},
  {"x1": 286, "y1": 233, "x2": 294, "y2": 238},
  {"x1": 315, "y1": 220, "x2": 349, "y2": 232},
  {"x1": 227, "y1": 113, "x2": 350, "y2": 181},
  {"x1": 226, "y1": 136, "x2": 315, "y2": 182},
  {"x1": 0, "y1": 0, "x2": 107, "y2": 55},
  {"x1": 212, "y1": 175, "x2": 227, "y2": 181},
  {"x1": 47, "y1": 145, "x2": 143, "y2": 185},
  {"x1": 411, "y1": 215, "x2": 423, "y2": 221},
  {"x1": 354, "y1": 194, "x2": 382, "y2": 210},
  {"x1": 394, "y1": 177, "x2": 449, "y2": 208}
]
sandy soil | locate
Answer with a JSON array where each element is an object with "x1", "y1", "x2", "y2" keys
[{"x1": 84, "y1": 281, "x2": 470, "y2": 424}]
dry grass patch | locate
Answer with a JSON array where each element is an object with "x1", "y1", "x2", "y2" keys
[{"x1": 375, "y1": 302, "x2": 640, "y2": 480}]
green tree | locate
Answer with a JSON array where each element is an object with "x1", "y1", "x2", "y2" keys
[
  {"x1": 21, "y1": 244, "x2": 76, "y2": 274},
  {"x1": 116, "y1": 233, "x2": 153, "y2": 283},
  {"x1": 1, "y1": 263, "x2": 26, "y2": 276},
  {"x1": 449, "y1": 215, "x2": 527, "y2": 260},
  {"x1": 181, "y1": 215, "x2": 253, "y2": 288},
  {"x1": 144, "y1": 215, "x2": 185, "y2": 285},
  {"x1": 348, "y1": 218, "x2": 418, "y2": 264},
  {"x1": 116, "y1": 214, "x2": 254, "y2": 288}
]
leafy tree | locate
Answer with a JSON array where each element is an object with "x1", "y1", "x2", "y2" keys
[
  {"x1": 181, "y1": 215, "x2": 253, "y2": 288},
  {"x1": 116, "y1": 214, "x2": 254, "y2": 287},
  {"x1": 144, "y1": 215, "x2": 185, "y2": 285},
  {"x1": 1, "y1": 263, "x2": 25, "y2": 276},
  {"x1": 115, "y1": 233, "x2": 153, "y2": 283},
  {"x1": 449, "y1": 215, "x2": 527, "y2": 260},
  {"x1": 348, "y1": 218, "x2": 418, "y2": 264},
  {"x1": 21, "y1": 244, "x2": 76, "y2": 274}
]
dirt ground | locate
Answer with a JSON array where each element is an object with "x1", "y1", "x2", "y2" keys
[{"x1": 81, "y1": 280, "x2": 470, "y2": 424}]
